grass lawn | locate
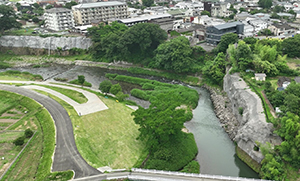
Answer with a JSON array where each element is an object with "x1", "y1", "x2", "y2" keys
[
  {"x1": 5, "y1": 28, "x2": 37, "y2": 36},
  {"x1": 0, "y1": 71, "x2": 43, "y2": 81},
  {"x1": 35, "y1": 89, "x2": 146, "y2": 169},
  {"x1": 286, "y1": 57, "x2": 300, "y2": 70},
  {"x1": 0, "y1": 131, "x2": 24, "y2": 177},
  {"x1": 36, "y1": 84, "x2": 88, "y2": 104}
]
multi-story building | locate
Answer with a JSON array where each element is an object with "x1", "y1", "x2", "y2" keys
[
  {"x1": 44, "y1": 8, "x2": 75, "y2": 31},
  {"x1": 72, "y1": 1, "x2": 128, "y2": 25},
  {"x1": 206, "y1": 21, "x2": 244, "y2": 45}
]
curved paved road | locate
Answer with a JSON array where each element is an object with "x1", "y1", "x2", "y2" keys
[{"x1": 0, "y1": 84, "x2": 100, "y2": 178}]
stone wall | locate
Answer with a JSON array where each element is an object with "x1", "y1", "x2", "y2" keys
[
  {"x1": 0, "y1": 36, "x2": 92, "y2": 51},
  {"x1": 223, "y1": 72, "x2": 281, "y2": 163}
]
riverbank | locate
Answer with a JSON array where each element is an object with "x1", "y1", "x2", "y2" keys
[{"x1": 202, "y1": 85, "x2": 239, "y2": 140}]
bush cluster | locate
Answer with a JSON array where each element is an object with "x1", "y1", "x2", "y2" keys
[{"x1": 13, "y1": 128, "x2": 34, "y2": 146}]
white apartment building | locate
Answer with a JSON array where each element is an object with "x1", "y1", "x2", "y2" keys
[
  {"x1": 174, "y1": 2, "x2": 204, "y2": 11},
  {"x1": 72, "y1": 1, "x2": 128, "y2": 25},
  {"x1": 44, "y1": 8, "x2": 75, "y2": 31}
]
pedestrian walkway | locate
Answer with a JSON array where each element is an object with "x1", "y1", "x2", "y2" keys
[{"x1": 0, "y1": 80, "x2": 108, "y2": 116}]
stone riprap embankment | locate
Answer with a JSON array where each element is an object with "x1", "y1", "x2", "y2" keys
[
  {"x1": 223, "y1": 72, "x2": 281, "y2": 163},
  {"x1": 203, "y1": 85, "x2": 239, "y2": 140},
  {"x1": 0, "y1": 36, "x2": 91, "y2": 52}
]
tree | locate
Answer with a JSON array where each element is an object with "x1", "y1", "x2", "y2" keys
[
  {"x1": 202, "y1": 52, "x2": 226, "y2": 84},
  {"x1": 153, "y1": 36, "x2": 195, "y2": 73},
  {"x1": 258, "y1": 0, "x2": 272, "y2": 9},
  {"x1": 116, "y1": 92, "x2": 129, "y2": 101},
  {"x1": 215, "y1": 33, "x2": 238, "y2": 53},
  {"x1": 131, "y1": 92, "x2": 186, "y2": 149},
  {"x1": 32, "y1": 17, "x2": 39, "y2": 23},
  {"x1": 273, "y1": 5, "x2": 284, "y2": 13},
  {"x1": 78, "y1": 75, "x2": 85, "y2": 85},
  {"x1": 109, "y1": 83, "x2": 122, "y2": 95},
  {"x1": 13, "y1": 136, "x2": 25, "y2": 146},
  {"x1": 25, "y1": 128, "x2": 34, "y2": 138},
  {"x1": 260, "y1": 29, "x2": 272, "y2": 36},
  {"x1": 64, "y1": 1, "x2": 78, "y2": 9},
  {"x1": 282, "y1": 35, "x2": 300, "y2": 58},
  {"x1": 239, "y1": 7, "x2": 246, "y2": 12},
  {"x1": 32, "y1": 3, "x2": 40, "y2": 9},
  {"x1": 201, "y1": 10, "x2": 210, "y2": 16},
  {"x1": 46, "y1": 5, "x2": 54, "y2": 9},
  {"x1": 99, "y1": 80, "x2": 112, "y2": 94},
  {"x1": 122, "y1": 23, "x2": 167, "y2": 61},
  {"x1": 284, "y1": 94, "x2": 300, "y2": 115},
  {"x1": 0, "y1": 5, "x2": 22, "y2": 35},
  {"x1": 142, "y1": 0, "x2": 154, "y2": 7}
]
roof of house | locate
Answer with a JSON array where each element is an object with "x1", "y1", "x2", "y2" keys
[
  {"x1": 119, "y1": 14, "x2": 172, "y2": 24},
  {"x1": 72, "y1": 1, "x2": 125, "y2": 9},
  {"x1": 255, "y1": 73, "x2": 267, "y2": 77},
  {"x1": 45, "y1": 8, "x2": 71, "y2": 13},
  {"x1": 277, "y1": 13, "x2": 294, "y2": 17},
  {"x1": 272, "y1": 23, "x2": 293, "y2": 29},
  {"x1": 213, "y1": 21, "x2": 244, "y2": 30}
]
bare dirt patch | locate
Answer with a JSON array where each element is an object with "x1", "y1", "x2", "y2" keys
[{"x1": 0, "y1": 119, "x2": 17, "y2": 123}]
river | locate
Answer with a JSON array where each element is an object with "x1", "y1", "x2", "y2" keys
[{"x1": 2, "y1": 64, "x2": 259, "y2": 178}]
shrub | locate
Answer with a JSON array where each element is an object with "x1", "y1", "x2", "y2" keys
[
  {"x1": 99, "y1": 80, "x2": 112, "y2": 94},
  {"x1": 142, "y1": 83, "x2": 156, "y2": 90},
  {"x1": 54, "y1": 77, "x2": 68, "y2": 82},
  {"x1": 33, "y1": 65, "x2": 41, "y2": 68},
  {"x1": 181, "y1": 160, "x2": 200, "y2": 174},
  {"x1": 13, "y1": 136, "x2": 25, "y2": 146},
  {"x1": 185, "y1": 111, "x2": 193, "y2": 122},
  {"x1": 110, "y1": 83, "x2": 122, "y2": 95},
  {"x1": 78, "y1": 75, "x2": 85, "y2": 85},
  {"x1": 238, "y1": 107, "x2": 244, "y2": 115},
  {"x1": 130, "y1": 89, "x2": 149, "y2": 101},
  {"x1": 25, "y1": 128, "x2": 34, "y2": 138},
  {"x1": 116, "y1": 92, "x2": 129, "y2": 101}
]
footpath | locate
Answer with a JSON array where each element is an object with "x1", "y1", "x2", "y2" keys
[{"x1": 0, "y1": 80, "x2": 108, "y2": 115}]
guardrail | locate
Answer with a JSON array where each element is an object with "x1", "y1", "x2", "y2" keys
[{"x1": 131, "y1": 168, "x2": 271, "y2": 181}]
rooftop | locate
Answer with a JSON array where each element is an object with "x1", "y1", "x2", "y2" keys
[
  {"x1": 119, "y1": 14, "x2": 171, "y2": 24},
  {"x1": 72, "y1": 1, "x2": 126, "y2": 9},
  {"x1": 213, "y1": 21, "x2": 244, "y2": 30},
  {"x1": 45, "y1": 8, "x2": 71, "y2": 13},
  {"x1": 255, "y1": 73, "x2": 267, "y2": 77}
]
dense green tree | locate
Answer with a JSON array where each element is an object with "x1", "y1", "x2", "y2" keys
[
  {"x1": 13, "y1": 136, "x2": 25, "y2": 146},
  {"x1": 285, "y1": 83, "x2": 300, "y2": 97},
  {"x1": 33, "y1": 7, "x2": 44, "y2": 16},
  {"x1": 131, "y1": 92, "x2": 186, "y2": 149},
  {"x1": 282, "y1": 35, "x2": 300, "y2": 58},
  {"x1": 0, "y1": 5, "x2": 22, "y2": 34},
  {"x1": 109, "y1": 83, "x2": 122, "y2": 95},
  {"x1": 201, "y1": 10, "x2": 210, "y2": 16},
  {"x1": 260, "y1": 29, "x2": 272, "y2": 36},
  {"x1": 215, "y1": 33, "x2": 238, "y2": 53},
  {"x1": 239, "y1": 7, "x2": 246, "y2": 12},
  {"x1": 78, "y1": 75, "x2": 85, "y2": 85},
  {"x1": 88, "y1": 22, "x2": 128, "y2": 60},
  {"x1": 261, "y1": 154, "x2": 286, "y2": 180},
  {"x1": 273, "y1": 5, "x2": 284, "y2": 13},
  {"x1": 25, "y1": 128, "x2": 34, "y2": 138},
  {"x1": 270, "y1": 13, "x2": 280, "y2": 19},
  {"x1": 64, "y1": 1, "x2": 78, "y2": 9},
  {"x1": 46, "y1": 5, "x2": 54, "y2": 9},
  {"x1": 283, "y1": 94, "x2": 300, "y2": 115},
  {"x1": 258, "y1": 0, "x2": 272, "y2": 9},
  {"x1": 243, "y1": 37, "x2": 258, "y2": 50},
  {"x1": 99, "y1": 80, "x2": 112, "y2": 94},
  {"x1": 32, "y1": 3, "x2": 40, "y2": 9},
  {"x1": 32, "y1": 17, "x2": 39, "y2": 23},
  {"x1": 288, "y1": 9, "x2": 296, "y2": 15},
  {"x1": 142, "y1": 0, "x2": 154, "y2": 7},
  {"x1": 202, "y1": 52, "x2": 226, "y2": 84},
  {"x1": 122, "y1": 23, "x2": 167, "y2": 61},
  {"x1": 153, "y1": 36, "x2": 195, "y2": 73}
]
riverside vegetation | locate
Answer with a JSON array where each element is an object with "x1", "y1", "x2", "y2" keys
[{"x1": 105, "y1": 73, "x2": 199, "y2": 172}]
